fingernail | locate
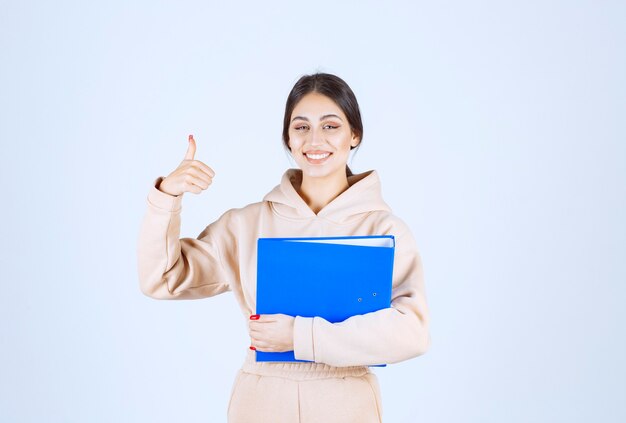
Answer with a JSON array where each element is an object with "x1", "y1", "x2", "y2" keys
[
  {"x1": 249, "y1": 346, "x2": 256, "y2": 350},
  {"x1": 188, "y1": 134, "x2": 193, "y2": 141},
  {"x1": 250, "y1": 315, "x2": 260, "y2": 320}
]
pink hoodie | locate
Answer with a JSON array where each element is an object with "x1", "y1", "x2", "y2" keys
[{"x1": 137, "y1": 168, "x2": 430, "y2": 367}]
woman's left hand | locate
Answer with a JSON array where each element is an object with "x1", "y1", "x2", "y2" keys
[{"x1": 248, "y1": 313, "x2": 295, "y2": 352}]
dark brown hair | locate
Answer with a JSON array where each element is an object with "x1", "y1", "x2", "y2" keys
[{"x1": 282, "y1": 73, "x2": 363, "y2": 176}]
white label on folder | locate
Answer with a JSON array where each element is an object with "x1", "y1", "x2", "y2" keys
[{"x1": 285, "y1": 237, "x2": 394, "y2": 248}]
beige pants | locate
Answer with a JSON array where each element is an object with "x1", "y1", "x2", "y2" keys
[{"x1": 227, "y1": 350, "x2": 383, "y2": 423}]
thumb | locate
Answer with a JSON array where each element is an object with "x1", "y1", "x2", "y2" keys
[{"x1": 184, "y1": 134, "x2": 196, "y2": 160}]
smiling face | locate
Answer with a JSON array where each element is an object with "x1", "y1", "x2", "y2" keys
[{"x1": 287, "y1": 92, "x2": 360, "y2": 180}]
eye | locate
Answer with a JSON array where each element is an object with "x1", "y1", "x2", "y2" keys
[
  {"x1": 324, "y1": 124, "x2": 339, "y2": 129},
  {"x1": 294, "y1": 125, "x2": 308, "y2": 131}
]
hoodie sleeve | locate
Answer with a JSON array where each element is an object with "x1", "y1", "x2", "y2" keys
[
  {"x1": 136, "y1": 176, "x2": 232, "y2": 300},
  {"x1": 292, "y1": 225, "x2": 431, "y2": 367}
]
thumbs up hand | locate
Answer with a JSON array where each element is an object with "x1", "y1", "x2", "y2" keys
[{"x1": 158, "y1": 135, "x2": 215, "y2": 196}]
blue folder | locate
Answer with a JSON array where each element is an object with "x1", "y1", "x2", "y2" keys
[{"x1": 255, "y1": 235, "x2": 395, "y2": 364}]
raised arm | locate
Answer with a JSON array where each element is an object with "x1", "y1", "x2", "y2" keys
[
  {"x1": 136, "y1": 176, "x2": 232, "y2": 299},
  {"x1": 137, "y1": 135, "x2": 232, "y2": 300},
  {"x1": 292, "y1": 224, "x2": 431, "y2": 367}
]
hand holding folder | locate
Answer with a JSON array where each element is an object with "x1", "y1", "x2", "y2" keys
[{"x1": 255, "y1": 235, "x2": 395, "y2": 364}]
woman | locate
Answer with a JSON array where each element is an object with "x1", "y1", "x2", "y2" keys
[{"x1": 137, "y1": 72, "x2": 431, "y2": 422}]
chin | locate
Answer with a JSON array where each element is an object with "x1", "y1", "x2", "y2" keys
[{"x1": 299, "y1": 164, "x2": 345, "y2": 180}]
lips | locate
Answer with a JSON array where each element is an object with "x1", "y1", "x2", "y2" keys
[
  {"x1": 304, "y1": 150, "x2": 332, "y2": 164},
  {"x1": 305, "y1": 152, "x2": 331, "y2": 160}
]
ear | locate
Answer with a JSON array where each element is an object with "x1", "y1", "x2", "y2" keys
[{"x1": 350, "y1": 133, "x2": 360, "y2": 149}]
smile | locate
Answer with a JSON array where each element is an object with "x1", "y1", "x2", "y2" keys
[
  {"x1": 305, "y1": 152, "x2": 331, "y2": 160},
  {"x1": 304, "y1": 151, "x2": 333, "y2": 164}
]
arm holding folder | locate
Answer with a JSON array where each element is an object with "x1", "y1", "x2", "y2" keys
[
  {"x1": 257, "y1": 222, "x2": 430, "y2": 366},
  {"x1": 291, "y1": 224, "x2": 430, "y2": 368}
]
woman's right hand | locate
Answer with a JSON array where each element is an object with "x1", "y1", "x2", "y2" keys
[{"x1": 157, "y1": 135, "x2": 215, "y2": 196}]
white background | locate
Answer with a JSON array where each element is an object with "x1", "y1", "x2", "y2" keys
[{"x1": 1, "y1": 1, "x2": 625, "y2": 422}]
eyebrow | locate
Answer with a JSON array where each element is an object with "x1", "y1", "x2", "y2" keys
[{"x1": 291, "y1": 114, "x2": 343, "y2": 123}]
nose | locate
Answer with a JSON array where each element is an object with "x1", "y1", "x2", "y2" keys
[{"x1": 310, "y1": 127, "x2": 325, "y2": 146}]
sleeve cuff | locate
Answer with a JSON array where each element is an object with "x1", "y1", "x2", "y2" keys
[
  {"x1": 147, "y1": 176, "x2": 183, "y2": 212},
  {"x1": 293, "y1": 316, "x2": 315, "y2": 362}
]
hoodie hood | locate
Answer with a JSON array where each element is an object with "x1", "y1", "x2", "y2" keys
[{"x1": 262, "y1": 168, "x2": 392, "y2": 224}]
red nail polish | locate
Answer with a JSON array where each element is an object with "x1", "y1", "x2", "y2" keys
[
  {"x1": 250, "y1": 314, "x2": 260, "y2": 320},
  {"x1": 249, "y1": 346, "x2": 256, "y2": 350}
]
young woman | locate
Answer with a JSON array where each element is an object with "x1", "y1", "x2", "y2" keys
[{"x1": 137, "y1": 72, "x2": 431, "y2": 423}]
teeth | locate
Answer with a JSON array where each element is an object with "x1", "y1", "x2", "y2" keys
[{"x1": 306, "y1": 153, "x2": 330, "y2": 160}]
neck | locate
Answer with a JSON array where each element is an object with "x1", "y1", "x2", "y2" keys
[{"x1": 298, "y1": 168, "x2": 350, "y2": 214}]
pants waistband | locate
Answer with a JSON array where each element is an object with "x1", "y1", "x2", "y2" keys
[{"x1": 241, "y1": 350, "x2": 370, "y2": 381}]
